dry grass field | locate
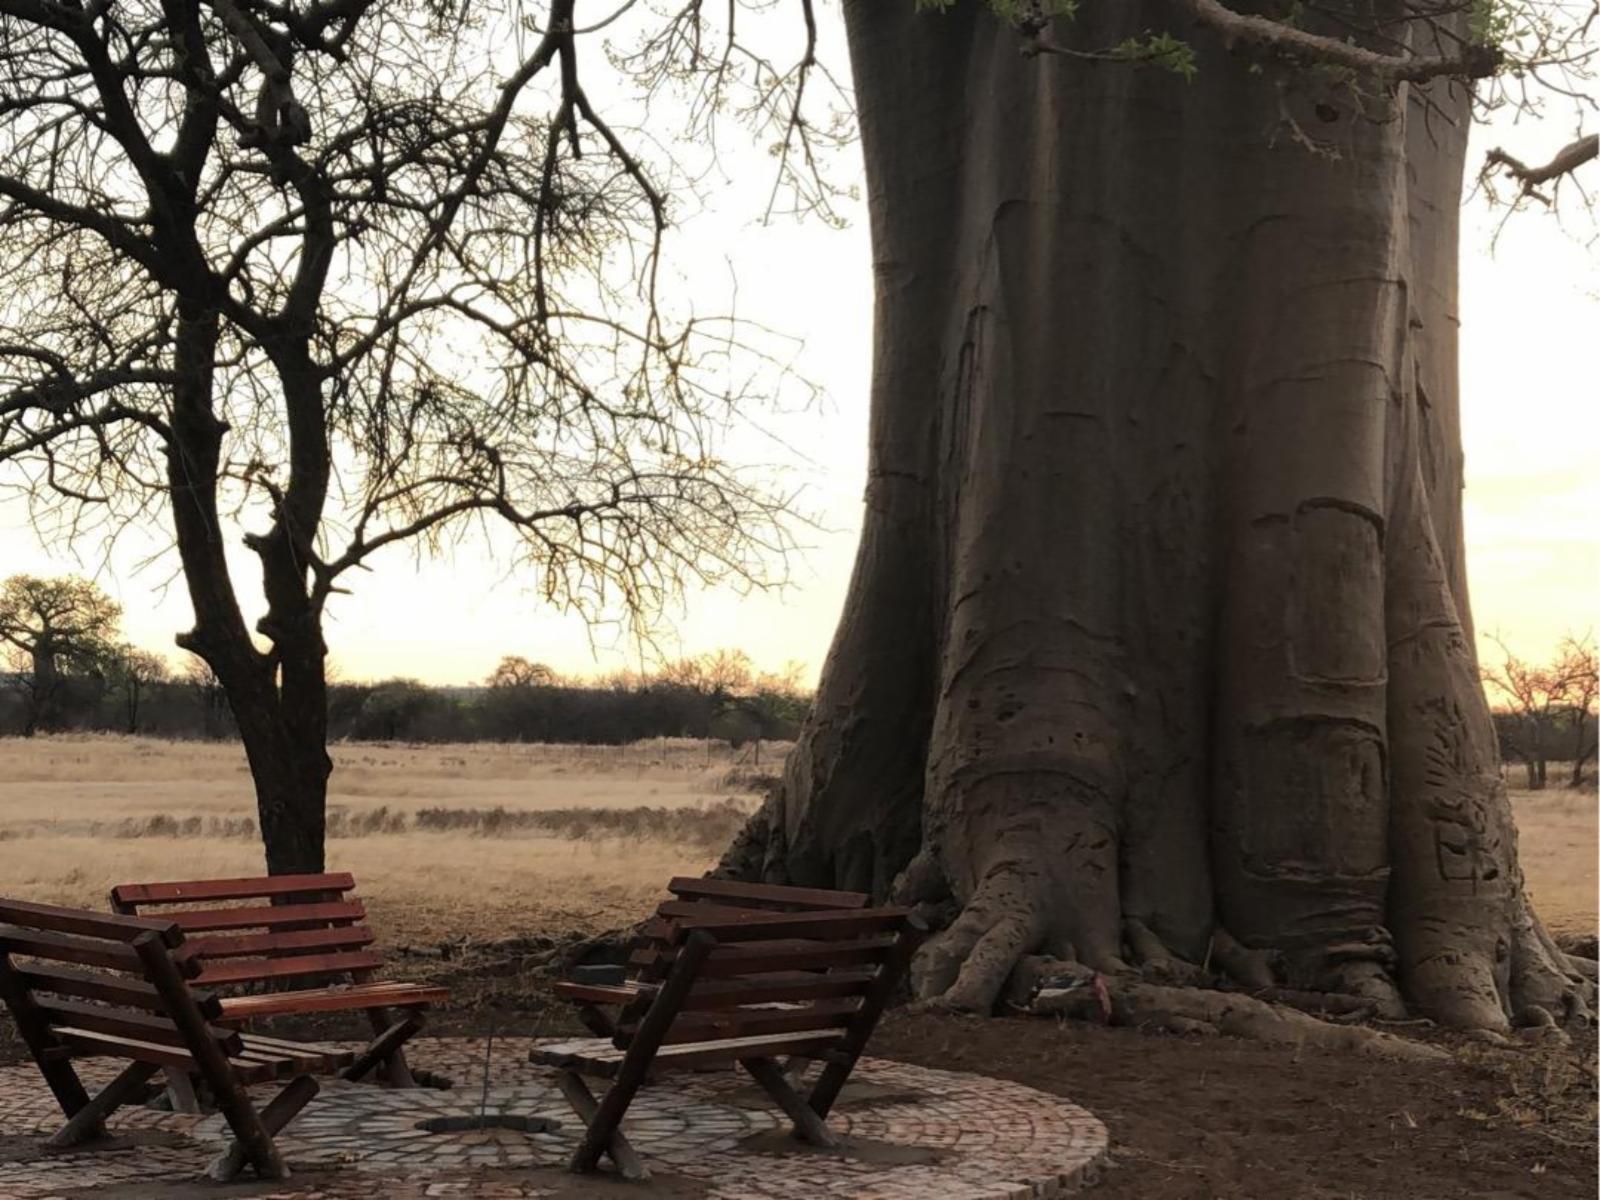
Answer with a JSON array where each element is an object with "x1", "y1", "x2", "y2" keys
[
  {"x1": 0, "y1": 733, "x2": 778, "y2": 946},
  {"x1": 0, "y1": 733, "x2": 1592, "y2": 947}
]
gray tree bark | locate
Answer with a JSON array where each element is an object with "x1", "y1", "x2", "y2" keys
[{"x1": 720, "y1": 0, "x2": 1590, "y2": 1032}]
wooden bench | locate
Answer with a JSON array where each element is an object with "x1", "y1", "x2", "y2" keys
[
  {"x1": 0, "y1": 896, "x2": 354, "y2": 1180},
  {"x1": 561, "y1": 877, "x2": 871, "y2": 1038},
  {"x1": 537, "y1": 903, "x2": 925, "y2": 1179},
  {"x1": 109, "y1": 872, "x2": 447, "y2": 1106}
]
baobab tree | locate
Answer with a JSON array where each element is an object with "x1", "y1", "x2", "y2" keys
[
  {"x1": 0, "y1": 0, "x2": 789, "y2": 872},
  {"x1": 0, "y1": 574, "x2": 121, "y2": 734},
  {"x1": 704, "y1": 0, "x2": 1598, "y2": 1035}
]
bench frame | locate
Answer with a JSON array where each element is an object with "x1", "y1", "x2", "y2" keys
[
  {"x1": 109, "y1": 872, "x2": 446, "y2": 1106},
  {"x1": 540, "y1": 885, "x2": 922, "y2": 1180},
  {"x1": 0, "y1": 896, "x2": 350, "y2": 1180}
]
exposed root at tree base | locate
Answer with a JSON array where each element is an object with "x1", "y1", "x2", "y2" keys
[{"x1": 1003, "y1": 958, "x2": 1450, "y2": 1061}]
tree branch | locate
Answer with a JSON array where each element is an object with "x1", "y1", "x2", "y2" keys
[
  {"x1": 1484, "y1": 132, "x2": 1598, "y2": 200},
  {"x1": 1169, "y1": 0, "x2": 1503, "y2": 81}
]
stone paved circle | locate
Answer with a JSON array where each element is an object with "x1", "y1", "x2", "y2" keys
[{"x1": 0, "y1": 1037, "x2": 1108, "y2": 1198}]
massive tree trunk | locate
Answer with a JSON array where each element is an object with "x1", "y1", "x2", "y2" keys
[{"x1": 721, "y1": 0, "x2": 1590, "y2": 1032}]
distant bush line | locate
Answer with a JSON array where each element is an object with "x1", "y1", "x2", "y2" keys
[{"x1": 0, "y1": 671, "x2": 810, "y2": 748}]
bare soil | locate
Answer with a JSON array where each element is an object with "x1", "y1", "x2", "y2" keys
[{"x1": 872, "y1": 1010, "x2": 1597, "y2": 1200}]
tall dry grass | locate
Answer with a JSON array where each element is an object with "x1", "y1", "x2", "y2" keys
[
  {"x1": 0, "y1": 733, "x2": 1591, "y2": 945},
  {"x1": 0, "y1": 733, "x2": 778, "y2": 942}
]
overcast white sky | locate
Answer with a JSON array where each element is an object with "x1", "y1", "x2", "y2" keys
[{"x1": 0, "y1": 16, "x2": 1594, "y2": 687}]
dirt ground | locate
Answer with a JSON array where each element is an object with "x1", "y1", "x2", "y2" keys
[
  {"x1": 6, "y1": 984, "x2": 1587, "y2": 1200},
  {"x1": 874, "y1": 1012, "x2": 1596, "y2": 1200}
]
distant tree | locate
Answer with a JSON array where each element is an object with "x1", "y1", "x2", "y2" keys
[
  {"x1": 353, "y1": 679, "x2": 435, "y2": 742},
  {"x1": 1483, "y1": 635, "x2": 1599, "y2": 791},
  {"x1": 487, "y1": 657, "x2": 559, "y2": 690},
  {"x1": 1554, "y1": 637, "x2": 1598, "y2": 789},
  {"x1": 0, "y1": 575, "x2": 121, "y2": 735},
  {"x1": 660, "y1": 649, "x2": 756, "y2": 703},
  {"x1": 0, "y1": 1, "x2": 789, "y2": 872},
  {"x1": 181, "y1": 656, "x2": 231, "y2": 741},
  {"x1": 108, "y1": 644, "x2": 171, "y2": 735}
]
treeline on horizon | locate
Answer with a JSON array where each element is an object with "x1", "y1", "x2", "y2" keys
[
  {"x1": 2, "y1": 574, "x2": 1593, "y2": 787},
  {"x1": 1, "y1": 575, "x2": 811, "y2": 746},
  {"x1": 0, "y1": 649, "x2": 811, "y2": 747}
]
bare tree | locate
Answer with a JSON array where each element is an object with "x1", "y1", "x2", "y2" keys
[
  {"x1": 0, "y1": 0, "x2": 791, "y2": 871},
  {"x1": 0, "y1": 574, "x2": 121, "y2": 734},
  {"x1": 108, "y1": 642, "x2": 170, "y2": 734},
  {"x1": 1483, "y1": 634, "x2": 1599, "y2": 790}
]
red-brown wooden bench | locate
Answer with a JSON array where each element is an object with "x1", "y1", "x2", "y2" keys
[
  {"x1": 109, "y1": 872, "x2": 447, "y2": 1107},
  {"x1": 538, "y1": 902, "x2": 925, "y2": 1180},
  {"x1": 0, "y1": 896, "x2": 353, "y2": 1180},
  {"x1": 562, "y1": 876, "x2": 871, "y2": 1038}
]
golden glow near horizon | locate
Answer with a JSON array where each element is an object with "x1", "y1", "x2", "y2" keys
[{"x1": 0, "y1": 104, "x2": 1593, "y2": 688}]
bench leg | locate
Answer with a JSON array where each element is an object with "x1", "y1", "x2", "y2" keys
[
  {"x1": 46, "y1": 1061, "x2": 160, "y2": 1149},
  {"x1": 362, "y1": 1005, "x2": 418, "y2": 1086},
  {"x1": 163, "y1": 1067, "x2": 201, "y2": 1114},
  {"x1": 575, "y1": 1003, "x2": 617, "y2": 1039},
  {"x1": 343, "y1": 1014, "x2": 423, "y2": 1084},
  {"x1": 207, "y1": 1075, "x2": 318, "y2": 1182},
  {"x1": 555, "y1": 1070, "x2": 649, "y2": 1180},
  {"x1": 740, "y1": 1057, "x2": 839, "y2": 1148}
]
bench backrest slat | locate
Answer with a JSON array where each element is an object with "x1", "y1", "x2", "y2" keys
[
  {"x1": 185, "y1": 925, "x2": 376, "y2": 960},
  {"x1": 0, "y1": 925, "x2": 148, "y2": 973},
  {"x1": 194, "y1": 949, "x2": 386, "y2": 988},
  {"x1": 630, "y1": 933, "x2": 900, "y2": 976},
  {"x1": 0, "y1": 899, "x2": 182, "y2": 945},
  {"x1": 667, "y1": 907, "x2": 912, "y2": 943},
  {"x1": 0, "y1": 898, "x2": 238, "y2": 1071},
  {"x1": 664, "y1": 877, "x2": 870, "y2": 911},
  {"x1": 111, "y1": 874, "x2": 391, "y2": 999},
  {"x1": 164, "y1": 900, "x2": 366, "y2": 934},
  {"x1": 110, "y1": 873, "x2": 356, "y2": 907},
  {"x1": 11, "y1": 962, "x2": 221, "y2": 1018},
  {"x1": 612, "y1": 907, "x2": 919, "y2": 1055}
]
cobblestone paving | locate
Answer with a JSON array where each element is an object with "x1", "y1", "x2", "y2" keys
[{"x1": 0, "y1": 1038, "x2": 1107, "y2": 1198}]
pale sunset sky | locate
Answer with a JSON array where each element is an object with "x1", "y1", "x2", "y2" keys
[{"x1": 0, "y1": 31, "x2": 1593, "y2": 687}]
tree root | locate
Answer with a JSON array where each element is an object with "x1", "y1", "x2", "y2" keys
[{"x1": 1021, "y1": 961, "x2": 1448, "y2": 1061}]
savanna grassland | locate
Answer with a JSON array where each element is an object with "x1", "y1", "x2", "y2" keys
[
  {"x1": 0, "y1": 732, "x2": 1591, "y2": 945},
  {"x1": 0, "y1": 734, "x2": 778, "y2": 947}
]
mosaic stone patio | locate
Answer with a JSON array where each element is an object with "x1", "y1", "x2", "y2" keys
[{"x1": 0, "y1": 1037, "x2": 1108, "y2": 1198}]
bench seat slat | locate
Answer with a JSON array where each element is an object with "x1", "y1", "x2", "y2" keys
[
  {"x1": 621, "y1": 998, "x2": 863, "y2": 1044},
  {"x1": 216, "y1": 982, "x2": 448, "y2": 1021},
  {"x1": 166, "y1": 901, "x2": 366, "y2": 934},
  {"x1": 559, "y1": 971, "x2": 879, "y2": 1011},
  {"x1": 35, "y1": 997, "x2": 240, "y2": 1053},
  {"x1": 111, "y1": 874, "x2": 355, "y2": 907},
  {"x1": 531, "y1": 1029, "x2": 848, "y2": 1077},
  {"x1": 52, "y1": 1026, "x2": 202, "y2": 1070}
]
